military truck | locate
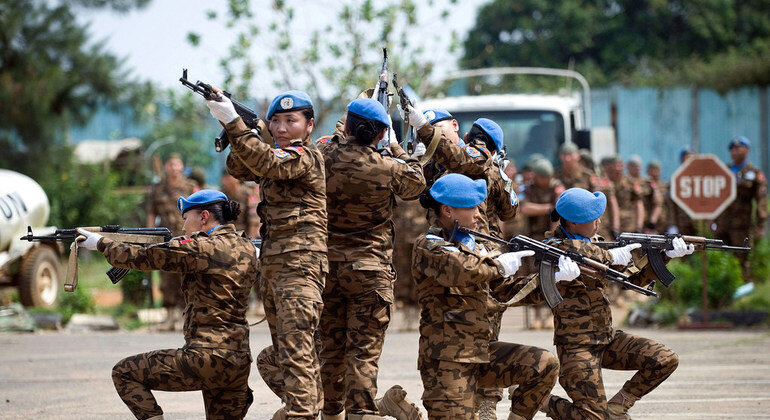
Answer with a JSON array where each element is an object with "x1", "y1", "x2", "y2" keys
[{"x1": 0, "y1": 169, "x2": 61, "y2": 308}]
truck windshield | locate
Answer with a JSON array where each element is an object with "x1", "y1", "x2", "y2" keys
[{"x1": 450, "y1": 110, "x2": 565, "y2": 165}]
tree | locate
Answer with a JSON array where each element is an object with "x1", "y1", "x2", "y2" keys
[
  {"x1": 461, "y1": 0, "x2": 770, "y2": 87},
  {"x1": 0, "y1": 0, "x2": 151, "y2": 177}
]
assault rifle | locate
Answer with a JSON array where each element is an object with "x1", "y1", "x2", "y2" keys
[
  {"x1": 179, "y1": 69, "x2": 260, "y2": 153},
  {"x1": 594, "y1": 232, "x2": 751, "y2": 286},
  {"x1": 456, "y1": 225, "x2": 657, "y2": 308},
  {"x1": 375, "y1": 48, "x2": 391, "y2": 147},
  {"x1": 392, "y1": 73, "x2": 415, "y2": 154},
  {"x1": 20, "y1": 226, "x2": 172, "y2": 292}
]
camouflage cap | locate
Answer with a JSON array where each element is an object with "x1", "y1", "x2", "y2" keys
[
  {"x1": 531, "y1": 158, "x2": 554, "y2": 177},
  {"x1": 189, "y1": 166, "x2": 207, "y2": 186},
  {"x1": 627, "y1": 154, "x2": 642, "y2": 166},
  {"x1": 559, "y1": 142, "x2": 579, "y2": 154},
  {"x1": 647, "y1": 159, "x2": 661, "y2": 169}
]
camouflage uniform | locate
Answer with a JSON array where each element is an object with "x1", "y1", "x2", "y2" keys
[
  {"x1": 522, "y1": 227, "x2": 679, "y2": 420},
  {"x1": 595, "y1": 176, "x2": 617, "y2": 240},
  {"x1": 554, "y1": 167, "x2": 599, "y2": 191},
  {"x1": 145, "y1": 176, "x2": 196, "y2": 308},
  {"x1": 522, "y1": 179, "x2": 564, "y2": 241},
  {"x1": 224, "y1": 116, "x2": 328, "y2": 419},
  {"x1": 715, "y1": 162, "x2": 767, "y2": 280},
  {"x1": 412, "y1": 226, "x2": 559, "y2": 419},
  {"x1": 315, "y1": 133, "x2": 425, "y2": 416},
  {"x1": 393, "y1": 197, "x2": 428, "y2": 306},
  {"x1": 611, "y1": 176, "x2": 643, "y2": 234},
  {"x1": 222, "y1": 182, "x2": 261, "y2": 237},
  {"x1": 98, "y1": 224, "x2": 258, "y2": 419},
  {"x1": 641, "y1": 177, "x2": 666, "y2": 233},
  {"x1": 666, "y1": 193, "x2": 698, "y2": 235}
]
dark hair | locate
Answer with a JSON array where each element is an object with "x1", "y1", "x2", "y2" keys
[
  {"x1": 347, "y1": 112, "x2": 388, "y2": 145},
  {"x1": 301, "y1": 107, "x2": 314, "y2": 121},
  {"x1": 199, "y1": 200, "x2": 241, "y2": 224},
  {"x1": 419, "y1": 190, "x2": 442, "y2": 215},
  {"x1": 550, "y1": 208, "x2": 563, "y2": 223},
  {"x1": 467, "y1": 124, "x2": 497, "y2": 152}
]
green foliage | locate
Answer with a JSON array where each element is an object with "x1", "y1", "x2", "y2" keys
[
  {"x1": 119, "y1": 270, "x2": 150, "y2": 307},
  {"x1": 663, "y1": 251, "x2": 744, "y2": 309},
  {"x1": 57, "y1": 285, "x2": 96, "y2": 324},
  {"x1": 733, "y1": 281, "x2": 770, "y2": 312},
  {"x1": 749, "y1": 238, "x2": 770, "y2": 283}
]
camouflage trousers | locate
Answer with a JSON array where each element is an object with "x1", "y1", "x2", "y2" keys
[
  {"x1": 546, "y1": 330, "x2": 679, "y2": 420},
  {"x1": 256, "y1": 251, "x2": 326, "y2": 419},
  {"x1": 716, "y1": 226, "x2": 752, "y2": 282},
  {"x1": 160, "y1": 271, "x2": 184, "y2": 308},
  {"x1": 319, "y1": 261, "x2": 393, "y2": 415},
  {"x1": 419, "y1": 341, "x2": 559, "y2": 419},
  {"x1": 476, "y1": 311, "x2": 504, "y2": 403},
  {"x1": 112, "y1": 347, "x2": 252, "y2": 420}
]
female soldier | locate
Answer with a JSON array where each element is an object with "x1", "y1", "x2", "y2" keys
[
  {"x1": 206, "y1": 90, "x2": 327, "y2": 419},
  {"x1": 316, "y1": 98, "x2": 426, "y2": 420},
  {"x1": 76, "y1": 189, "x2": 259, "y2": 420},
  {"x1": 412, "y1": 173, "x2": 578, "y2": 420},
  {"x1": 533, "y1": 188, "x2": 691, "y2": 419}
]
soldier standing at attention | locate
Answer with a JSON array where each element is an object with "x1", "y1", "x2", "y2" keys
[
  {"x1": 145, "y1": 153, "x2": 197, "y2": 331},
  {"x1": 666, "y1": 147, "x2": 697, "y2": 235},
  {"x1": 220, "y1": 171, "x2": 261, "y2": 238},
  {"x1": 77, "y1": 190, "x2": 258, "y2": 420},
  {"x1": 316, "y1": 98, "x2": 426, "y2": 420},
  {"x1": 606, "y1": 155, "x2": 644, "y2": 234},
  {"x1": 206, "y1": 90, "x2": 327, "y2": 419},
  {"x1": 715, "y1": 136, "x2": 767, "y2": 282},
  {"x1": 642, "y1": 160, "x2": 666, "y2": 233},
  {"x1": 413, "y1": 173, "x2": 574, "y2": 420},
  {"x1": 554, "y1": 143, "x2": 598, "y2": 191},
  {"x1": 528, "y1": 188, "x2": 689, "y2": 420}
]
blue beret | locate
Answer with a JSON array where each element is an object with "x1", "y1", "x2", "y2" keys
[
  {"x1": 473, "y1": 118, "x2": 504, "y2": 152},
  {"x1": 729, "y1": 136, "x2": 750, "y2": 149},
  {"x1": 177, "y1": 189, "x2": 228, "y2": 214},
  {"x1": 267, "y1": 90, "x2": 313, "y2": 120},
  {"x1": 346, "y1": 98, "x2": 390, "y2": 127},
  {"x1": 423, "y1": 109, "x2": 453, "y2": 125},
  {"x1": 679, "y1": 146, "x2": 694, "y2": 160},
  {"x1": 555, "y1": 188, "x2": 607, "y2": 223},
  {"x1": 430, "y1": 173, "x2": 487, "y2": 208}
]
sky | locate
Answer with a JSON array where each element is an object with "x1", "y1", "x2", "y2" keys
[{"x1": 75, "y1": 0, "x2": 485, "y2": 97}]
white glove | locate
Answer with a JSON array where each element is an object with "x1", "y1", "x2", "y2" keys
[
  {"x1": 403, "y1": 104, "x2": 428, "y2": 130},
  {"x1": 555, "y1": 256, "x2": 580, "y2": 282},
  {"x1": 206, "y1": 94, "x2": 239, "y2": 124},
  {"x1": 76, "y1": 228, "x2": 103, "y2": 251},
  {"x1": 411, "y1": 142, "x2": 427, "y2": 158},
  {"x1": 495, "y1": 250, "x2": 535, "y2": 277},
  {"x1": 608, "y1": 243, "x2": 642, "y2": 266},
  {"x1": 387, "y1": 116, "x2": 399, "y2": 146},
  {"x1": 666, "y1": 236, "x2": 695, "y2": 258}
]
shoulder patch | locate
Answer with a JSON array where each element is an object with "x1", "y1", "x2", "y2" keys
[
  {"x1": 318, "y1": 138, "x2": 330, "y2": 144},
  {"x1": 274, "y1": 149, "x2": 290, "y2": 159},
  {"x1": 745, "y1": 170, "x2": 756, "y2": 181},
  {"x1": 179, "y1": 238, "x2": 192, "y2": 244},
  {"x1": 441, "y1": 245, "x2": 461, "y2": 253},
  {"x1": 287, "y1": 146, "x2": 305, "y2": 153},
  {"x1": 464, "y1": 145, "x2": 481, "y2": 158}
]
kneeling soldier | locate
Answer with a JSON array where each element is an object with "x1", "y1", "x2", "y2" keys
[{"x1": 412, "y1": 173, "x2": 576, "y2": 420}]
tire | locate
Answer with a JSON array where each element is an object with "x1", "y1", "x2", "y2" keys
[{"x1": 17, "y1": 245, "x2": 60, "y2": 308}]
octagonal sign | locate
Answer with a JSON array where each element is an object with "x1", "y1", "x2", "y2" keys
[{"x1": 670, "y1": 154, "x2": 736, "y2": 220}]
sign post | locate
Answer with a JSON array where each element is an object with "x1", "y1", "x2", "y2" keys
[{"x1": 670, "y1": 154, "x2": 736, "y2": 327}]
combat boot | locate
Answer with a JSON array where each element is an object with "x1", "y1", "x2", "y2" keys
[
  {"x1": 375, "y1": 385, "x2": 424, "y2": 420},
  {"x1": 607, "y1": 389, "x2": 638, "y2": 420},
  {"x1": 321, "y1": 411, "x2": 345, "y2": 420},
  {"x1": 477, "y1": 396, "x2": 498, "y2": 420}
]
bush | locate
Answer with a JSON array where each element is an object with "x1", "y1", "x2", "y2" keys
[
  {"x1": 119, "y1": 270, "x2": 151, "y2": 307},
  {"x1": 663, "y1": 251, "x2": 744, "y2": 309},
  {"x1": 57, "y1": 286, "x2": 96, "y2": 324},
  {"x1": 749, "y1": 238, "x2": 770, "y2": 284},
  {"x1": 733, "y1": 281, "x2": 770, "y2": 312}
]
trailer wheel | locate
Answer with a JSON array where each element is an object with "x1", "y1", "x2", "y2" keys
[{"x1": 17, "y1": 246, "x2": 60, "y2": 308}]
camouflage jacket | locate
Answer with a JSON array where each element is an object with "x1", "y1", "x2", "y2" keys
[
  {"x1": 98, "y1": 224, "x2": 259, "y2": 353},
  {"x1": 412, "y1": 225, "x2": 529, "y2": 364},
  {"x1": 612, "y1": 175, "x2": 643, "y2": 232},
  {"x1": 525, "y1": 227, "x2": 658, "y2": 347},
  {"x1": 417, "y1": 124, "x2": 519, "y2": 238},
  {"x1": 523, "y1": 179, "x2": 565, "y2": 240},
  {"x1": 716, "y1": 161, "x2": 767, "y2": 231},
  {"x1": 146, "y1": 177, "x2": 197, "y2": 235},
  {"x1": 642, "y1": 178, "x2": 666, "y2": 231},
  {"x1": 318, "y1": 135, "x2": 425, "y2": 264},
  {"x1": 554, "y1": 167, "x2": 599, "y2": 191},
  {"x1": 224, "y1": 117, "x2": 327, "y2": 257}
]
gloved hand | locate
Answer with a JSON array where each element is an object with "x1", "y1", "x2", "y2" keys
[
  {"x1": 387, "y1": 116, "x2": 399, "y2": 146},
  {"x1": 555, "y1": 256, "x2": 580, "y2": 282},
  {"x1": 411, "y1": 142, "x2": 427, "y2": 159},
  {"x1": 76, "y1": 228, "x2": 103, "y2": 251},
  {"x1": 206, "y1": 94, "x2": 239, "y2": 124},
  {"x1": 400, "y1": 104, "x2": 428, "y2": 130},
  {"x1": 666, "y1": 236, "x2": 695, "y2": 258},
  {"x1": 495, "y1": 250, "x2": 535, "y2": 277},
  {"x1": 608, "y1": 243, "x2": 642, "y2": 266}
]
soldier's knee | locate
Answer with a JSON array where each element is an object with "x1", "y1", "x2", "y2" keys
[
  {"x1": 661, "y1": 351, "x2": 679, "y2": 374},
  {"x1": 541, "y1": 352, "x2": 560, "y2": 385}
]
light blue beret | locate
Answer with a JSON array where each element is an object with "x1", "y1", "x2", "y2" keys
[
  {"x1": 177, "y1": 189, "x2": 228, "y2": 214},
  {"x1": 430, "y1": 173, "x2": 487, "y2": 208},
  {"x1": 347, "y1": 98, "x2": 390, "y2": 127},
  {"x1": 423, "y1": 109, "x2": 453, "y2": 125},
  {"x1": 555, "y1": 188, "x2": 606, "y2": 223},
  {"x1": 679, "y1": 146, "x2": 694, "y2": 160},
  {"x1": 473, "y1": 118, "x2": 504, "y2": 152},
  {"x1": 729, "y1": 136, "x2": 750, "y2": 149},
  {"x1": 267, "y1": 90, "x2": 313, "y2": 120}
]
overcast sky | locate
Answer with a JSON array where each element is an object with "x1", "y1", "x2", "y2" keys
[{"x1": 76, "y1": 0, "x2": 484, "y2": 97}]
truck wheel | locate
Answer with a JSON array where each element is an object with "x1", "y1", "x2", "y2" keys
[{"x1": 18, "y1": 246, "x2": 60, "y2": 308}]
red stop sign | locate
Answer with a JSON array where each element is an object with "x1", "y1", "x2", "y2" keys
[{"x1": 670, "y1": 154, "x2": 736, "y2": 220}]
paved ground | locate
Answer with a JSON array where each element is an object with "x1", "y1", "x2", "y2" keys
[{"x1": 1, "y1": 308, "x2": 769, "y2": 419}]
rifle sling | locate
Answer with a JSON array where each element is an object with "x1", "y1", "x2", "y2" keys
[
  {"x1": 101, "y1": 233, "x2": 168, "y2": 244},
  {"x1": 419, "y1": 127, "x2": 442, "y2": 166}
]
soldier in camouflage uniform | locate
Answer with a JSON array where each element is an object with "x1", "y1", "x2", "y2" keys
[
  {"x1": 595, "y1": 157, "x2": 619, "y2": 240},
  {"x1": 77, "y1": 190, "x2": 259, "y2": 420},
  {"x1": 666, "y1": 147, "x2": 697, "y2": 235},
  {"x1": 145, "y1": 153, "x2": 197, "y2": 329},
  {"x1": 522, "y1": 188, "x2": 689, "y2": 420},
  {"x1": 606, "y1": 155, "x2": 644, "y2": 234},
  {"x1": 314, "y1": 98, "x2": 426, "y2": 419},
  {"x1": 642, "y1": 160, "x2": 667, "y2": 233},
  {"x1": 715, "y1": 136, "x2": 767, "y2": 281},
  {"x1": 413, "y1": 173, "x2": 569, "y2": 420},
  {"x1": 207, "y1": 90, "x2": 327, "y2": 419},
  {"x1": 220, "y1": 171, "x2": 261, "y2": 238},
  {"x1": 554, "y1": 143, "x2": 599, "y2": 191}
]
